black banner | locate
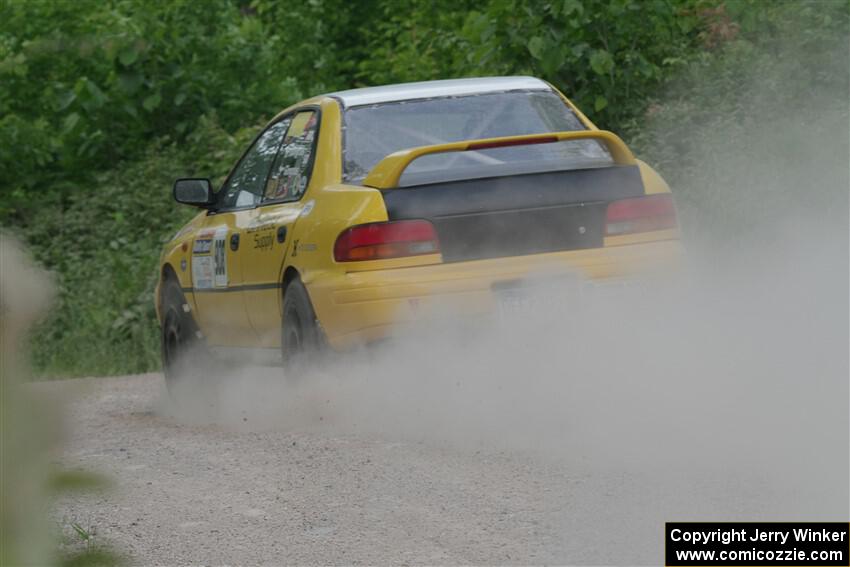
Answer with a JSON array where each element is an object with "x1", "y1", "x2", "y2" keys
[{"x1": 666, "y1": 522, "x2": 850, "y2": 566}]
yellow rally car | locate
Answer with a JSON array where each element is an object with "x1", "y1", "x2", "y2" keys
[{"x1": 156, "y1": 76, "x2": 681, "y2": 380}]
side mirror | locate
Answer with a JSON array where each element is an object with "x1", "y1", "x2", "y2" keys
[{"x1": 173, "y1": 178, "x2": 214, "y2": 208}]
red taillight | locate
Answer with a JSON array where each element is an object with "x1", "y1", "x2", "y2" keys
[
  {"x1": 605, "y1": 194, "x2": 678, "y2": 236},
  {"x1": 334, "y1": 220, "x2": 440, "y2": 262}
]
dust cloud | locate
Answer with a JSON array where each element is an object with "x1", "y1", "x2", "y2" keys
[
  {"x1": 164, "y1": 150, "x2": 847, "y2": 517},
  {"x1": 164, "y1": 223, "x2": 847, "y2": 506}
]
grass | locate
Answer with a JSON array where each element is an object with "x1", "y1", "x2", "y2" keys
[{"x1": 70, "y1": 522, "x2": 92, "y2": 542}]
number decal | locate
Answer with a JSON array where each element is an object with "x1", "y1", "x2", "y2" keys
[{"x1": 212, "y1": 227, "x2": 228, "y2": 287}]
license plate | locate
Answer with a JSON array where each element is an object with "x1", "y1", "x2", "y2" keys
[
  {"x1": 496, "y1": 289, "x2": 541, "y2": 319},
  {"x1": 493, "y1": 275, "x2": 583, "y2": 320}
]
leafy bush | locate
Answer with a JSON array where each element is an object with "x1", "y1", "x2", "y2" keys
[
  {"x1": 633, "y1": 0, "x2": 849, "y2": 244},
  {"x1": 357, "y1": 0, "x2": 707, "y2": 129},
  {"x1": 0, "y1": 0, "x2": 301, "y2": 220},
  {"x1": 23, "y1": 117, "x2": 256, "y2": 376}
]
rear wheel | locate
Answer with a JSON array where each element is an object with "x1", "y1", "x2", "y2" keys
[{"x1": 281, "y1": 278, "x2": 324, "y2": 375}]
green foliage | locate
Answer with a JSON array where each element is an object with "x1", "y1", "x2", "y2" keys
[
  {"x1": 0, "y1": 0, "x2": 300, "y2": 220},
  {"x1": 22, "y1": 117, "x2": 256, "y2": 377},
  {"x1": 61, "y1": 548, "x2": 124, "y2": 567},
  {"x1": 632, "y1": 0, "x2": 849, "y2": 243},
  {"x1": 356, "y1": 0, "x2": 707, "y2": 128},
  {"x1": 62, "y1": 520, "x2": 124, "y2": 566}
]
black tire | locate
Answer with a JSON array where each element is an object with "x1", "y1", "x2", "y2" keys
[
  {"x1": 281, "y1": 278, "x2": 324, "y2": 374},
  {"x1": 160, "y1": 278, "x2": 205, "y2": 392}
]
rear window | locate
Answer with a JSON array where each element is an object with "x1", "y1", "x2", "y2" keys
[{"x1": 342, "y1": 90, "x2": 612, "y2": 186}]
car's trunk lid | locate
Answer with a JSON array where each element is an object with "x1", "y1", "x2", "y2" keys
[{"x1": 381, "y1": 165, "x2": 645, "y2": 263}]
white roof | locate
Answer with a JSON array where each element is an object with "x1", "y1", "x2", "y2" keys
[{"x1": 326, "y1": 76, "x2": 551, "y2": 108}]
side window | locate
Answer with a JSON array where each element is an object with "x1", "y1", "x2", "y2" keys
[
  {"x1": 219, "y1": 118, "x2": 291, "y2": 210},
  {"x1": 263, "y1": 110, "x2": 319, "y2": 202}
]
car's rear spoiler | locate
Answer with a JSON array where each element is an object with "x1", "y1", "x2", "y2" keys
[{"x1": 362, "y1": 130, "x2": 636, "y2": 190}]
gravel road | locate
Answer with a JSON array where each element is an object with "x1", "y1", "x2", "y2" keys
[{"x1": 47, "y1": 370, "x2": 835, "y2": 566}]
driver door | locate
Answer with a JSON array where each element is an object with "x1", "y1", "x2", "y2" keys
[
  {"x1": 190, "y1": 119, "x2": 290, "y2": 346},
  {"x1": 241, "y1": 110, "x2": 320, "y2": 346}
]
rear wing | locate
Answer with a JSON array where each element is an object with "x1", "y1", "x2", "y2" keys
[{"x1": 362, "y1": 130, "x2": 636, "y2": 190}]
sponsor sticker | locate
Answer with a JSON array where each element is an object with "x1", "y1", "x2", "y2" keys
[{"x1": 192, "y1": 227, "x2": 228, "y2": 289}]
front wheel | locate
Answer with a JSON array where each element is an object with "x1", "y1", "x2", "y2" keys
[
  {"x1": 160, "y1": 279, "x2": 206, "y2": 393},
  {"x1": 281, "y1": 279, "x2": 324, "y2": 375}
]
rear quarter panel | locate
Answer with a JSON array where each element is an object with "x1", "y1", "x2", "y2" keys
[
  {"x1": 285, "y1": 183, "x2": 394, "y2": 334},
  {"x1": 270, "y1": 97, "x2": 416, "y2": 338}
]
